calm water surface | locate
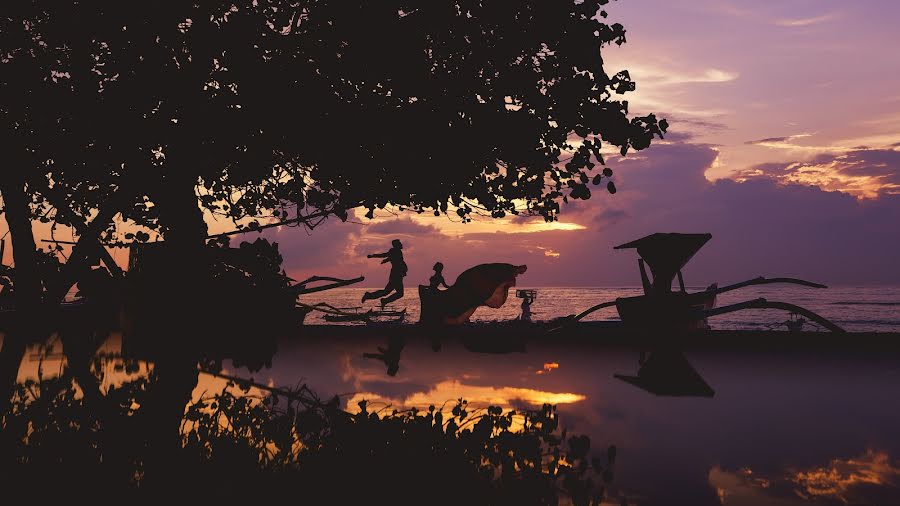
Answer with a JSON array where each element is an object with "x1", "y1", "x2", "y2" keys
[
  {"x1": 215, "y1": 331, "x2": 900, "y2": 506},
  {"x1": 300, "y1": 286, "x2": 900, "y2": 333},
  {"x1": 290, "y1": 286, "x2": 900, "y2": 502}
]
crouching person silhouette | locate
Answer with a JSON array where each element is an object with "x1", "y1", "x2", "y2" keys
[{"x1": 362, "y1": 239, "x2": 408, "y2": 306}]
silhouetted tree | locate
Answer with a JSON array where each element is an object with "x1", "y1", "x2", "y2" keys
[
  {"x1": 3, "y1": 0, "x2": 664, "y2": 298},
  {"x1": 0, "y1": 2, "x2": 72, "y2": 415},
  {"x1": 1, "y1": 3, "x2": 61, "y2": 312}
]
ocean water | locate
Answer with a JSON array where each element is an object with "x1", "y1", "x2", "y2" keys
[{"x1": 298, "y1": 285, "x2": 900, "y2": 333}]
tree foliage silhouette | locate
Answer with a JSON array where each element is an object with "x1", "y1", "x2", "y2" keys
[{"x1": 1, "y1": 0, "x2": 664, "y2": 305}]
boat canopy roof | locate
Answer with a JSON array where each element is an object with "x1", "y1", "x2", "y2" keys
[
  {"x1": 614, "y1": 233, "x2": 712, "y2": 288},
  {"x1": 614, "y1": 351, "x2": 715, "y2": 397}
]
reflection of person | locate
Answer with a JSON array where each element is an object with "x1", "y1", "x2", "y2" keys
[
  {"x1": 363, "y1": 337, "x2": 405, "y2": 376},
  {"x1": 362, "y1": 239, "x2": 408, "y2": 306},
  {"x1": 428, "y1": 262, "x2": 450, "y2": 290}
]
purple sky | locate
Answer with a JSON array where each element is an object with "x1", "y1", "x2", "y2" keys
[{"x1": 4, "y1": 0, "x2": 900, "y2": 286}]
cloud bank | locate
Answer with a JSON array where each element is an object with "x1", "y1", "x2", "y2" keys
[{"x1": 252, "y1": 134, "x2": 900, "y2": 287}]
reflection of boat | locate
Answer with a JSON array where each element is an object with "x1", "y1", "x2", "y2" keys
[
  {"x1": 614, "y1": 350, "x2": 715, "y2": 397},
  {"x1": 570, "y1": 233, "x2": 845, "y2": 333}
]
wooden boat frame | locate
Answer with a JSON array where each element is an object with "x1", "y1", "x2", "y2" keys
[{"x1": 567, "y1": 233, "x2": 845, "y2": 332}]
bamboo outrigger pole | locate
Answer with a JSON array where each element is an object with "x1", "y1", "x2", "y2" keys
[
  {"x1": 698, "y1": 298, "x2": 845, "y2": 333},
  {"x1": 291, "y1": 275, "x2": 365, "y2": 295},
  {"x1": 705, "y1": 277, "x2": 827, "y2": 295}
]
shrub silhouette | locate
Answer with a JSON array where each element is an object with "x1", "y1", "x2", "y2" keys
[{"x1": 3, "y1": 372, "x2": 617, "y2": 505}]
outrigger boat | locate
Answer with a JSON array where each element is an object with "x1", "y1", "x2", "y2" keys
[
  {"x1": 566, "y1": 233, "x2": 845, "y2": 332},
  {"x1": 319, "y1": 305, "x2": 407, "y2": 325},
  {"x1": 292, "y1": 278, "x2": 407, "y2": 325}
]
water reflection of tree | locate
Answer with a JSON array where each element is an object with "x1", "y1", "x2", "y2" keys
[{"x1": 3, "y1": 367, "x2": 617, "y2": 505}]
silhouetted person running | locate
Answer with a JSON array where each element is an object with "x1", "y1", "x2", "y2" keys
[
  {"x1": 428, "y1": 262, "x2": 450, "y2": 290},
  {"x1": 362, "y1": 239, "x2": 408, "y2": 306}
]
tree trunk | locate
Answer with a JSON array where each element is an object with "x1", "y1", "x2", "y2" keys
[
  {"x1": 153, "y1": 176, "x2": 209, "y2": 313},
  {"x1": 0, "y1": 179, "x2": 44, "y2": 418},
  {"x1": 0, "y1": 180, "x2": 43, "y2": 310},
  {"x1": 47, "y1": 192, "x2": 125, "y2": 303},
  {"x1": 132, "y1": 175, "x2": 208, "y2": 486}
]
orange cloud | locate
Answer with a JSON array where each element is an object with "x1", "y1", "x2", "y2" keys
[
  {"x1": 791, "y1": 450, "x2": 900, "y2": 501},
  {"x1": 345, "y1": 379, "x2": 585, "y2": 413},
  {"x1": 709, "y1": 450, "x2": 900, "y2": 506}
]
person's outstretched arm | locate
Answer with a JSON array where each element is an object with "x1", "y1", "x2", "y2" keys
[{"x1": 368, "y1": 251, "x2": 389, "y2": 258}]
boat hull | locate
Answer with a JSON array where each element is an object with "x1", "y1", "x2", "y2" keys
[{"x1": 615, "y1": 291, "x2": 717, "y2": 331}]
